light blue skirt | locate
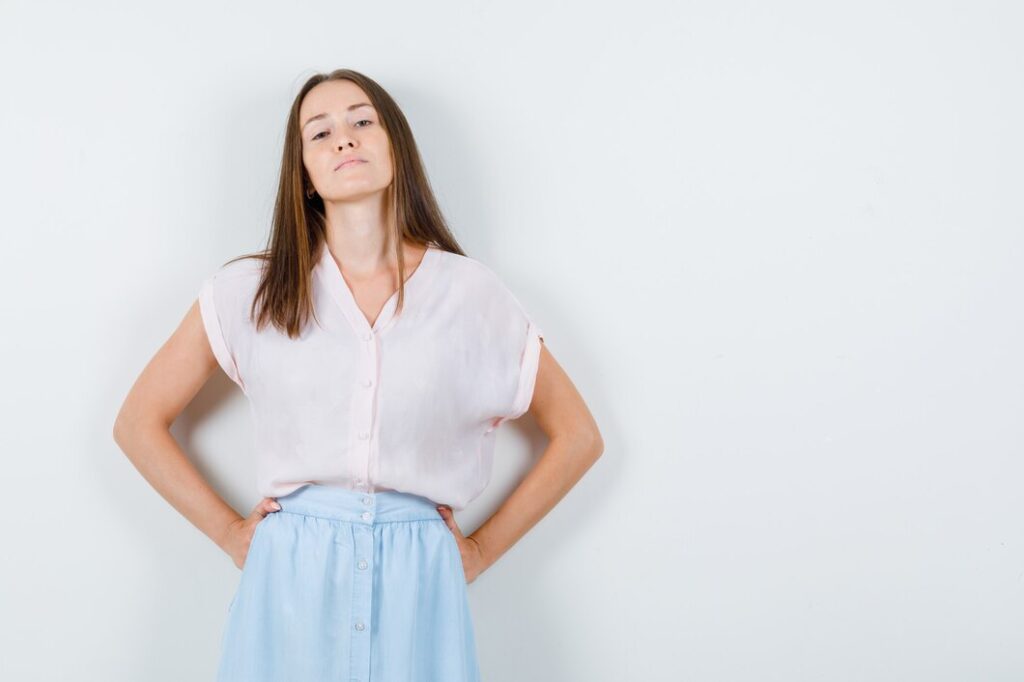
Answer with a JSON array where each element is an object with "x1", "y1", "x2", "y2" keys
[{"x1": 216, "y1": 483, "x2": 481, "y2": 681}]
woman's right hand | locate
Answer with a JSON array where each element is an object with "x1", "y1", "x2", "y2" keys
[{"x1": 223, "y1": 497, "x2": 281, "y2": 570}]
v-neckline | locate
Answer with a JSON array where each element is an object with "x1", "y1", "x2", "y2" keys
[{"x1": 316, "y1": 242, "x2": 440, "y2": 337}]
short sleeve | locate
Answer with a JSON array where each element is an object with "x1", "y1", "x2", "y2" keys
[
  {"x1": 198, "y1": 271, "x2": 247, "y2": 393},
  {"x1": 503, "y1": 315, "x2": 544, "y2": 422},
  {"x1": 487, "y1": 277, "x2": 545, "y2": 426}
]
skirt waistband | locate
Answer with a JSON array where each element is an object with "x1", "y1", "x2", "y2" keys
[{"x1": 273, "y1": 483, "x2": 443, "y2": 524}]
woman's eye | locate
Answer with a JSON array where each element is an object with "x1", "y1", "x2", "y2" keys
[{"x1": 311, "y1": 120, "x2": 371, "y2": 140}]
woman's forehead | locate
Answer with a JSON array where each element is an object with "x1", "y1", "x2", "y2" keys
[{"x1": 301, "y1": 81, "x2": 372, "y2": 118}]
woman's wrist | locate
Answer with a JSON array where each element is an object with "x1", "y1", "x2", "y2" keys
[{"x1": 466, "y1": 534, "x2": 494, "y2": 571}]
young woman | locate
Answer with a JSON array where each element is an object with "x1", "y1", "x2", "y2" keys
[{"x1": 113, "y1": 69, "x2": 604, "y2": 681}]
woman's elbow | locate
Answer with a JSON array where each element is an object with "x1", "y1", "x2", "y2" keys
[
  {"x1": 563, "y1": 422, "x2": 603, "y2": 460},
  {"x1": 587, "y1": 427, "x2": 605, "y2": 459}
]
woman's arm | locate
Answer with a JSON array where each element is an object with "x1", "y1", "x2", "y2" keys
[
  {"x1": 111, "y1": 300, "x2": 276, "y2": 568},
  {"x1": 457, "y1": 343, "x2": 604, "y2": 574}
]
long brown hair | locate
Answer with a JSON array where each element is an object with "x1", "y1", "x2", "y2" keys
[{"x1": 226, "y1": 69, "x2": 465, "y2": 338}]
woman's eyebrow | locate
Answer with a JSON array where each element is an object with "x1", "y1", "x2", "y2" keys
[{"x1": 302, "y1": 103, "x2": 375, "y2": 130}]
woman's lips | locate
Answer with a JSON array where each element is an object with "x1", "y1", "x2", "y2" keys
[{"x1": 335, "y1": 159, "x2": 366, "y2": 170}]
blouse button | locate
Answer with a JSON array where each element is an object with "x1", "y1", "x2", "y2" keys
[
  {"x1": 358, "y1": 559, "x2": 368, "y2": 570},
  {"x1": 358, "y1": 431, "x2": 369, "y2": 440},
  {"x1": 362, "y1": 379, "x2": 373, "y2": 388},
  {"x1": 354, "y1": 621, "x2": 365, "y2": 631},
  {"x1": 361, "y1": 511, "x2": 372, "y2": 521}
]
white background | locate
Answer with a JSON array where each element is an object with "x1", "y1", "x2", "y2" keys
[{"x1": 2, "y1": 1, "x2": 1022, "y2": 680}]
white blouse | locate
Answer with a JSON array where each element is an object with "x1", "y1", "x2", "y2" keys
[{"x1": 197, "y1": 242, "x2": 544, "y2": 510}]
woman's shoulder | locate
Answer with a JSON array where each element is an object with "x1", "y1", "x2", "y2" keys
[
  {"x1": 434, "y1": 249, "x2": 510, "y2": 290},
  {"x1": 203, "y1": 253, "x2": 267, "y2": 295},
  {"x1": 433, "y1": 249, "x2": 533, "y2": 314},
  {"x1": 199, "y1": 253, "x2": 267, "y2": 312}
]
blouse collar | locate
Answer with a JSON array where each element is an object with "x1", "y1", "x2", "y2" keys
[{"x1": 314, "y1": 242, "x2": 440, "y2": 338}]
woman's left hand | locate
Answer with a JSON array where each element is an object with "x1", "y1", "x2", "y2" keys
[{"x1": 436, "y1": 505, "x2": 487, "y2": 584}]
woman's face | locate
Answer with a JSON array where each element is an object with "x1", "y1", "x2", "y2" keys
[{"x1": 299, "y1": 80, "x2": 393, "y2": 202}]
